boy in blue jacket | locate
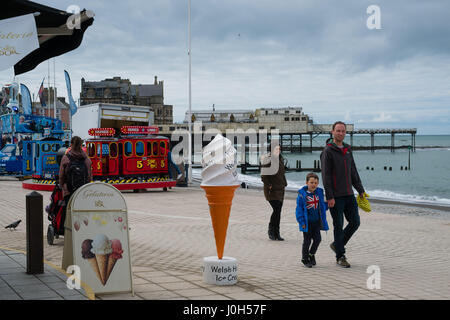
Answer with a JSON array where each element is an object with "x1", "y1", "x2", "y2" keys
[{"x1": 295, "y1": 173, "x2": 329, "y2": 268}]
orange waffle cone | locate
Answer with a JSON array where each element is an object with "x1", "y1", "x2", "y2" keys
[{"x1": 201, "y1": 185, "x2": 239, "y2": 259}]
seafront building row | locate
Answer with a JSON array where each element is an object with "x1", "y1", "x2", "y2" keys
[{"x1": 1, "y1": 75, "x2": 416, "y2": 152}]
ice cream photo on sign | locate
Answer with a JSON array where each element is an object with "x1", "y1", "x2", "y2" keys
[
  {"x1": 82, "y1": 235, "x2": 123, "y2": 286},
  {"x1": 201, "y1": 133, "x2": 240, "y2": 285}
]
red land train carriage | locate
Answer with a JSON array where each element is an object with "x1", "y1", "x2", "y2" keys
[{"x1": 86, "y1": 126, "x2": 177, "y2": 190}]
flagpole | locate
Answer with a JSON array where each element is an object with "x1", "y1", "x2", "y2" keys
[
  {"x1": 188, "y1": 0, "x2": 192, "y2": 185},
  {"x1": 53, "y1": 58, "x2": 57, "y2": 120},
  {"x1": 47, "y1": 60, "x2": 50, "y2": 117}
]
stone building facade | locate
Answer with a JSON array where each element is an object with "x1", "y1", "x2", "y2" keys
[{"x1": 80, "y1": 76, "x2": 173, "y2": 124}]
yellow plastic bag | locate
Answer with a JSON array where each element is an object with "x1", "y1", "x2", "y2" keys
[{"x1": 357, "y1": 192, "x2": 371, "y2": 212}]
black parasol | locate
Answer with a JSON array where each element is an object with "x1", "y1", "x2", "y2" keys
[{"x1": 1, "y1": 0, "x2": 94, "y2": 75}]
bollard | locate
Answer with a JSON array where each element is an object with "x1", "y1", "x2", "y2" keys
[
  {"x1": 371, "y1": 167, "x2": 374, "y2": 171},
  {"x1": 26, "y1": 191, "x2": 44, "y2": 274},
  {"x1": 389, "y1": 167, "x2": 392, "y2": 171},
  {"x1": 366, "y1": 166, "x2": 369, "y2": 170},
  {"x1": 384, "y1": 166, "x2": 387, "y2": 170},
  {"x1": 401, "y1": 166, "x2": 403, "y2": 170}
]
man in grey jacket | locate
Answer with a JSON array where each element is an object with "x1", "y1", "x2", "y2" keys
[{"x1": 320, "y1": 121, "x2": 365, "y2": 268}]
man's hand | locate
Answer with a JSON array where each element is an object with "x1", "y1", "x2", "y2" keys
[{"x1": 327, "y1": 198, "x2": 335, "y2": 208}]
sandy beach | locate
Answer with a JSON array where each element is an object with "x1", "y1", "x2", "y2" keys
[{"x1": 0, "y1": 178, "x2": 449, "y2": 300}]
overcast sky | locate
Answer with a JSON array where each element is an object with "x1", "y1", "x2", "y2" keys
[{"x1": 2, "y1": 0, "x2": 450, "y2": 134}]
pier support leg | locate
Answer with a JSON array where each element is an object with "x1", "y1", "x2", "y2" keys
[
  {"x1": 290, "y1": 134, "x2": 293, "y2": 153},
  {"x1": 391, "y1": 133, "x2": 395, "y2": 153},
  {"x1": 310, "y1": 133, "x2": 313, "y2": 153},
  {"x1": 371, "y1": 133, "x2": 375, "y2": 153}
]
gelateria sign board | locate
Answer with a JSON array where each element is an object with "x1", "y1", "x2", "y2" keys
[
  {"x1": 68, "y1": 182, "x2": 133, "y2": 294},
  {"x1": 0, "y1": 14, "x2": 39, "y2": 72}
]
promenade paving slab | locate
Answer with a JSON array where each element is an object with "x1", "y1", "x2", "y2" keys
[
  {"x1": 0, "y1": 178, "x2": 449, "y2": 300},
  {"x1": 0, "y1": 248, "x2": 90, "y2": 300}
]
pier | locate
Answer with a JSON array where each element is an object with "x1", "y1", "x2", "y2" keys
[
  {"x1": 278, "y1": 128, "x2": 417, "y2": 153},
  {"x1": 161, "y1": 127, "x2": 418, "y2": 156}
]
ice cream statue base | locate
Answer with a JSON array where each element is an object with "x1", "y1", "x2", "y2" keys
[
  {"x1": 200, "y1": 134, "x2": 240, "y2": 285},
  {"x1": 203, "y1": 256, "x2": 238, "y2": 285}
]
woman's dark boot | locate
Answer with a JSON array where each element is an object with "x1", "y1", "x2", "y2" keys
[
  {"x1": 268, "y1": 224, "x2": 277, "y2": 240},
  {"x1": 275, "y1": 229, "x2": 285, "y2": 241}
]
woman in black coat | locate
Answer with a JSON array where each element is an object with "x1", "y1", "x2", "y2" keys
[{"x1": 261, "y1": 145, "x2": 287, "y2": 241}]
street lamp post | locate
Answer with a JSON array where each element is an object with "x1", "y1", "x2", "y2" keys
[{"x1": 187, "y1": 0, "x2": 192, "y2": 184}]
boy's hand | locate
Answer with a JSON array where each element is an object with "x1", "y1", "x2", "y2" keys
[{"x1": 302, "y1": 225, "x2": 306, "y2": 229}]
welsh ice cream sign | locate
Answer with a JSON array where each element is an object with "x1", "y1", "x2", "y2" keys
[
  {"x1": 0, "y1": 14, "x2": 39, "y2": 72},
  {"x1": 63, "y1": 182, "x2": 133, "y2": 294}
]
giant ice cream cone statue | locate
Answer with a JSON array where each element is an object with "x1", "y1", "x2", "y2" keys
[{"x1": 201, "y1": 134, "x2": 240, "y2": 260}]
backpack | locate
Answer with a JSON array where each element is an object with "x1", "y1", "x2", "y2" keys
[{"x1": 66, "y1": 154, "x2": 88, "y2": 193}]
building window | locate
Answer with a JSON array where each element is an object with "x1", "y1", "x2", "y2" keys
[
  {"x1": 285, "y1": 110, "x2": 289, "y2": 114},
  {"x1": 274, "y1": 111, "x2": 278, "y2": 115},
  {"x1": 301, "y1": 117, "x2": 306, "y2": 121},
  {"x1": 296, "y1": 110, "x2": 301, "y2": 114},
  {"x1": 259, "y1": 126, "x2": 265, "y2": 129},
  {"x1": 169, "y1": 126, "x2": 175, "y2": 131},
  {"x1": 284, "y1": 117, "x2": 290, "y2": 121}
]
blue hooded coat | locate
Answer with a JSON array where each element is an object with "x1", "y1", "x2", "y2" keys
[{"x1": 295, "y1": 186, "x2": 329, "y2": 232}]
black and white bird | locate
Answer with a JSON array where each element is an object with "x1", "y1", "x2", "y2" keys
[{"x1": 5, "y1": 220, "x2": 21, "y2": 231}]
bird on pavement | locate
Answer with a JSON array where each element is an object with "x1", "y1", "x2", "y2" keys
[{"x1": 5, "y1": 220, "x2": 22, "y2": 231}]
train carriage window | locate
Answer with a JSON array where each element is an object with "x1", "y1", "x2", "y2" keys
[
  {"x1": 110, "y1": 143, "x2": 118, "y2": 158},
  {"x1": 26, "y1": 143, "x2": 32, "y2": 156},
  {"x1": 136, "y1": 141, "x2": 144, "y2": 156},
  {"x1": 124, "y1": 141, "x2": 133, "y2": 157},
  {"x1": 152, "y1": 141, "x2": 158, "y2": 156},
  {"x1": 87, "y1": 143, "x2": 95, "y2": 157},
  {"x1": 160, "y1": 141, "x2": 167, "y2": 156},
  {"x1": 42, "y1": 143, "x2": 51, "y2": 153},
  {"x1": 96, "y1": 143, "x2": 102, "y2": 157},
  {"x1": 101, "y1": 143, "x2": 109, "y2": 156},
  {"x1": 51, "y1": 143, "x2": 59, "y2": 152}
]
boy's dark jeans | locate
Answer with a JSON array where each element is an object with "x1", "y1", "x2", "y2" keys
[
  {"x1": 302, "y1": 220, "x2": 321, "y2": 259},
  {"x1": 329, "y1": 195, "x2": 360, "y2": 260}
]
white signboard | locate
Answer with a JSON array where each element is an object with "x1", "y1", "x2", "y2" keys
[
  {"x1": 69, "y1": 182, "x2": 133, "y2": 294},
  {"x1": 0, "y1": 14, "x2": 39, "y2": 72}
]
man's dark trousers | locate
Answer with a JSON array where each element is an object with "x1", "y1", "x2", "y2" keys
[{"x1": 330, "y1": 195, "x2": 360, "y2": 259}]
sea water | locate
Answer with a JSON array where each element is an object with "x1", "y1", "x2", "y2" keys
[{"x1": 192, "y1": 135, "x2": 450, "y2": 207}]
